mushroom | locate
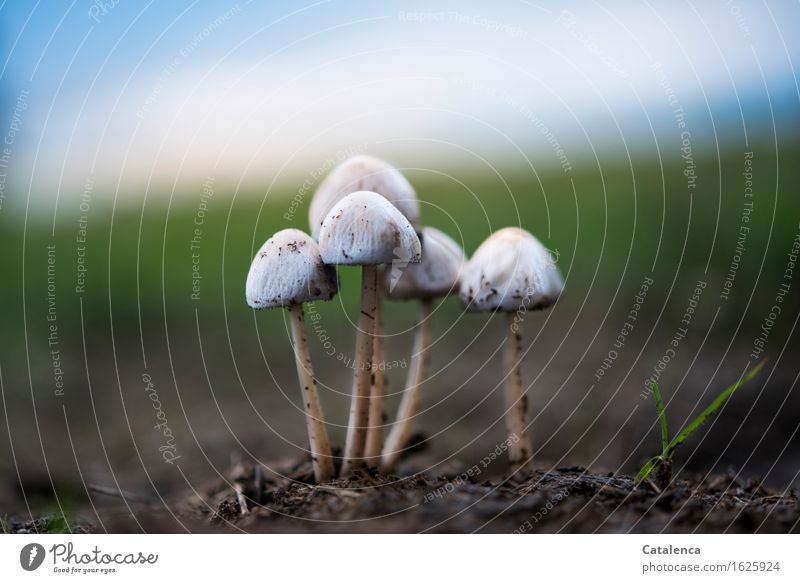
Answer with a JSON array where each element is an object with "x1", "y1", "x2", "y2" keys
[
  {"x1": 458, "y1": 227, "x2": 563, "y2": 473},
  {"x1": 309, "y1": 156, "x2": 421, "y2": 467},
  {"x1": 318, "y1": 191, "x2": 421, "y2": 475},
  {"x1": 246, "y1": 228, "x2": 338, "y2": 482},
  {"x1": 380, "y1": 227, "x2": 466, "y2": 471},
  {"x1": 309, "y1": 155, "x2": 420, "y2": 240}
]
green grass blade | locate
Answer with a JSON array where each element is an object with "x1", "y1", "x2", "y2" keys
[
  {"x1": 650, "y1": 379, "x2": 669, "y2": 453},
  {"x1": 665, "y1": 360, "x2": 766, "y2": 459},
  {"x1": 636, "y1": 456, "x2": 662, "y2": 482}
]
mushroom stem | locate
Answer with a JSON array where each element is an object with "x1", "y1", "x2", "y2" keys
[
  {"x1": 340, "y1": 264, "x2": 378, "y2": 475},
  {"x1": 288, "y1": 304, "x2": 335, "y2": 482},
  {"x1": 504, "y1": 311, "x2": 531, "y2": 472},
  {"x1": 381, "y1": 298, "x2": 433, "y2": 471},
  {"x1": 364, "y1": 287, "x2": 385, "y2": 465}
]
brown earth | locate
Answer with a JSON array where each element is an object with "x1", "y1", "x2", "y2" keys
[{"x1": 6, "y1": 454, "x2": 796, "y2": 534}]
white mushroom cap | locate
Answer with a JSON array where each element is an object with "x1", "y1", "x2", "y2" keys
[
  {"x1": 246, "y1": 229, "x2": 338, "y2": 309},
  {"x1": 309, "y1": 155, "x2": 420, "y2": 239},
  {"x1": 318, "y1": 191, "x2": 421, "y2": 266},
  {"x1": 459, "y1": 227, "x2": 563, "y2": 312},
  {"x1": 385, "y1": 226, "x2": 466, "y2": 300}
]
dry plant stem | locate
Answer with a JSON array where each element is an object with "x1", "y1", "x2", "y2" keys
[
  {"x1": 364, "y1": 287, "x2": 385, "y2": 465},
  {"x1": 504, "y1": 311, "x2": 531, "y2": 472},
  {"x1": 381, "y1": 298, "x2": 433, "y2": 471},
  {"x1": 233, "y1": 482, "x2": 249, "y2": 516},
  {"x1": 340, "y1": 264, "x2": 378, "y2": 476},
  {"x1": 288, "y1": 304, "x2": 335, "y2": 482}
]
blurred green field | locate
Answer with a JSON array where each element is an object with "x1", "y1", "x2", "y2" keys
[{"x1": 2, "y1": 140, "x2": 798, "y2": 337}]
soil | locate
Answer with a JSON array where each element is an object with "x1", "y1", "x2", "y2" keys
[
  {"x1": 8, "y1": 452, "x2": 794, "y2": 534},
  {"x1": 182, "y1": 458, "x2": 798, "y2": 533}
]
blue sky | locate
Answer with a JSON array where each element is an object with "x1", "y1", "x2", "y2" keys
[{"x1": 1, "y1": 0, "x2": 798, "y2": 204}]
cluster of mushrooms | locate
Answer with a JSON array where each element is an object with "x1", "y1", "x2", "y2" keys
[{"x1": 246, "y1": 156, "x2": 563, "y2": 482}]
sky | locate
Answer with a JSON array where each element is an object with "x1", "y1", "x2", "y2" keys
[{"x1": 0, "y1": 0, "x2": 798, "y2": 206}]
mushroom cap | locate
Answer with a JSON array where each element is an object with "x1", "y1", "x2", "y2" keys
[
  {"x1": 459, "y1": 227, "x2": 563, "y2": 312},
  {"x1": 309, "y1": 155, "x2": 420, "y2": 239},
  {"x1": 385, "y1": 226, "x2": 466, "y2": 300},
  {"x1": 318, "y1": 191, "x2": 421, "y2": 266},
  {"x1": 246, "y1": 228, "x2": 338, "y2": 309}
]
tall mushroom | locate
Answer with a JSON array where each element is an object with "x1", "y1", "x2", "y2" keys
[
  {"x1": 458, "y1": 227, "x2": 563, "y2": 473},
  {"x1": 309, "y1": 156, "x2": 421, "y2": 467},
  {"x1": 246, "y1": 228, "x2": 339, "y2": 482},
  {"x1": 309, "y1": 155, "x2": 420, "y2": 240},
  {"x1": 318, "y1": 191, "x2": 421, "y2": 476},
  {"x1": 381, "y1": 227, "x2": 466, "y2": 471}
]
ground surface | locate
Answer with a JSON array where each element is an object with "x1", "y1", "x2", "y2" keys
[
  {"x1": 5, "y1": 456, "x2": 797, "y2": 534},
  {"x1": 194, "y1": 459, "x2": 799, "y2": 533}
]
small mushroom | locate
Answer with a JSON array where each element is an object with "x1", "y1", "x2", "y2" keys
[
  {"x1": 246, "y1": 228, "x2": 338, "y2": 482},
  {"x1": 309, "y1": 155, "x2": 420, "y2": 240},
  {"x1": 380, "y1": 227, "x2": 466, "y2": 471},
  {"x1": 318, "y1": 191, "x2": 421, "y2": 475},
  {"x1": 458, "y1": 227, "x2": 563, "y2": 473}
]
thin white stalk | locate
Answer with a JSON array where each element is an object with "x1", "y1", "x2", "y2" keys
[
  {"x1": 504, "y1": 311, "x2": 532, "y2": 472},
  {"x1": 364, "y1": 291, "x2": 385, "y2": 465},
  {"x1": 340, "y1": 264, "x2": 378, "y2": 475},
  {"x1": 381, "y1": 298, "x2": 433, "y2": 471},
  {"x1": 288, "y1": 304, "x2": 335, "y2": 482}
]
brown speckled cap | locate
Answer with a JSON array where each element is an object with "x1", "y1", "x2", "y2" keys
[
  {"x1": 318, "y1": 191, "x2": 421, "y2": 266},
  {"x1": 309, "y1": 155, "x2": 420, "y2": 240},
  {"x1": 459, "y1": 227, "x2": 563, "y2": 312},
  {"x1": 246, "y1": 228, "x2": 338, "y2": 309},
  {"x1": 385, "y1": 226, "x2": 465, "y2": 300}
]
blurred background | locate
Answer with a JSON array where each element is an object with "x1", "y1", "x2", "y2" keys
[{"x1": 1, "y1": 0, "x2": 799, "y2": 525}]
